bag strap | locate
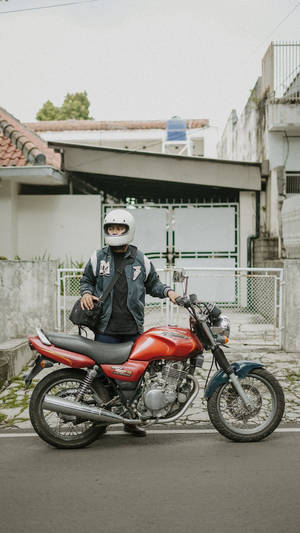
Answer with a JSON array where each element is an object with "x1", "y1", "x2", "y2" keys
[{"x1": 99, "y1": 246, "x2": 137, "y2": 303}]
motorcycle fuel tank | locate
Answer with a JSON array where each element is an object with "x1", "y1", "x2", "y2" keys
[{"x1": 129, "y1": 326, "x2": 203, "y2": 362}]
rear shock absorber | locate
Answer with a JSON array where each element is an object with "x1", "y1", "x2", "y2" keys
[{"x1": 76, "y1": 366, "x2": 99, "y2": 401}]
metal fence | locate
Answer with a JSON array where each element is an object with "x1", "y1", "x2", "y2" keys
[
  {"x1": 272, "y1": 41, "x2": 300, "y2": 101},
  {"x1": 57, "y1": 267, "x2": 284, "y2": 346}
]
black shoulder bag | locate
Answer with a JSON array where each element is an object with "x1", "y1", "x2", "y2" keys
[{"x1": 69, "y1": 246, "x2": 137, "y2": 331}]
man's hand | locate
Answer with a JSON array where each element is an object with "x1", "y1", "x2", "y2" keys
[
  {"x1": 167, "y1": 290, "x2": 180, "y2": 304},
  {"x1": 80, "y1": 294, "x2": 99, "y2": 310}
]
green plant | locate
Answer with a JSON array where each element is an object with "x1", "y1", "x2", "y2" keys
[
  {"x1": 36, "y1": 91, "x2": 93, "y2": 121},
  {"x1": 32, "y1": 251, "x2": 52, "y2": 261}
]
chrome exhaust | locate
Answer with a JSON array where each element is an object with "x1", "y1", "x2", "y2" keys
[
  {"x1": 158, "y1": 374, "x2": 199, "y2": 424},
  {"x1": 43, "y1": 394, "x2": 136, "y2": 425}
]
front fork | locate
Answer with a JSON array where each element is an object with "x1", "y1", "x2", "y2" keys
[{"x1": 212, "y1": 346, "x2": 252, "y2": 409}]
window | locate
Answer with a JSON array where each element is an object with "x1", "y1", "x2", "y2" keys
[{"x1": 286, "y1": 173, "x2": 300, "y2": 195}]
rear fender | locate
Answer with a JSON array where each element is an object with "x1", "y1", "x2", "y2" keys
[
  {"x1": 204, "y1": 361, "x2": 264, "y2": 400},
  {"x1": 23, "y1": 355, "x2": 54, "y2": 389}
]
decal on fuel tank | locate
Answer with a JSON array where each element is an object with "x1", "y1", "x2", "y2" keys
[
  {"x1": 111, "y1": 366, "x2": 133, "y2": 377},
  {"x1": 159, "y1": 331, "x2": 190, "y2": 339}
]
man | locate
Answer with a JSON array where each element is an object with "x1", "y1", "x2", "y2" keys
[{"x1": 80, "y1": 208, "x2": 178, "y2": 436}]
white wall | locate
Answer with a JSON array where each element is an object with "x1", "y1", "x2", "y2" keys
[
  {"x1": 217, "y1": 103, "x2": 259, "y2": 162},
  {"x1": 0, "y1": 260, "x2": 57, "y2": 342},
  {"x1": 17, "y1": 195, "x2": 101, "y2": 263},
  {"x1": 268, "y1": 132, "x2": 300, "y2": 170},
  {"x1": 282, "y1": 195, "x2": 300, "y2": 258},
  {"x1": 267, "y1": 103, "x2": 300, "y2": 133}
]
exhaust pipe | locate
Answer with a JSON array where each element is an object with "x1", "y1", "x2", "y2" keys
[
  {"x1": 43, "y1": 394, "x2": 136, "y2": 425},
  {"x1": 43, "y1": 373, "x2": 199, "y2": 427}
]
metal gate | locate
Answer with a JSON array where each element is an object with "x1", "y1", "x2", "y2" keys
[
  {"x1": 57, "y1": 267, "x2": 284, "y2": 346},
  {"x1": 102, "y1": 202, "x2": 239, "y2": 303}
]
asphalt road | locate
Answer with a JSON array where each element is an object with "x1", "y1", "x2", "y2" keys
[{"x1": 0, "y1": 430, "x2": 299, "y2": 533}]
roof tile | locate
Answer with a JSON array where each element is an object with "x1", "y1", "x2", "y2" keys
[
  {"x1": 0, "y1": 134, "x2": 27, "y2": 166},
  {"x1": 0, "y1": 107, "x2": 61, "y2": 169},
  {"x1": 25, "y1": 118, "x2": 209, "y2": 133}
]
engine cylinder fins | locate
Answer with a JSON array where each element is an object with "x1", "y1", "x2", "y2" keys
[{"x1": 161, "y1": 362, "x2": 186, "y2": 381}]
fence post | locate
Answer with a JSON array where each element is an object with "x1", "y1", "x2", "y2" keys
[
  {"x1": 278, "y1": 269, "x2": 284, "y2": 349},
  {"x1": 57, "y1": 269, "x2": 61, "y2": 331}
]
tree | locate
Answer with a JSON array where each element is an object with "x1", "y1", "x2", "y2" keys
[
  {"x1": 36, "y1": 91, "x2": 93, "y2": 121},
  {"x1": 36, "y1": 100, "x2": 60, "y2": 121}
]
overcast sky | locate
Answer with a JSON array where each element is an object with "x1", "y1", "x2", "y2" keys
[{"x1": 0, "y1": 0, "x2": 299, "y2": 136}]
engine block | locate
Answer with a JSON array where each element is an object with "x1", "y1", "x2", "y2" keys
[{"x1": 137, "y1": 361, "x2": 190, "y2": 419}]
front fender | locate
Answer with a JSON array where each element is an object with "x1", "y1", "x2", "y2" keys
[{"x1": 204, "y1": 361, "x2": 264, "y2": 400}]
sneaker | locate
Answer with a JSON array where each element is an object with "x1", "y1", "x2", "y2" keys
[{"x1": 123, "y1": 423, "x2": 146, "y2": 437}]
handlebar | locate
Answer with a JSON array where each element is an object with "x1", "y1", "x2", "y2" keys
[
  {"x1": 175, "y1": 295, "x2": 222, "y2": 319},
  {"x1": 175, "y1": 294, "x2": 199, "y2": 307},
  {"x1": 175, "y1": 296, "x2": 191, "y2": 308}
]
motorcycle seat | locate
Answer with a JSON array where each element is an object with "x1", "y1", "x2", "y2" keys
[{"x1": 44, "y1": 332, "x2": 134, "y2": 365}]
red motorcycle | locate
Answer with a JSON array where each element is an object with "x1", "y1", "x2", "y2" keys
[{"x1": 25, "y1": 295, "x2": 285, "y2": 448}]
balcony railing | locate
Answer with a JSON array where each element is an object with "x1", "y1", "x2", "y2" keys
[{"x1": 262, "y1": 41, "x2": 300, "y2": 102}]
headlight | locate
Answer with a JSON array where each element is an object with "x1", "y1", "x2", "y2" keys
[{"x1": 211, "y1": 315, "x2": 230, "y2": 337}]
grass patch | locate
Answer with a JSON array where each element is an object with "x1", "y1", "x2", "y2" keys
[
  {"x1": 0, "y1": 412, "x2": 7, "y2": 424},
  {"x1": 285, "y1": 371, "x2": 300, "y2": 384}
]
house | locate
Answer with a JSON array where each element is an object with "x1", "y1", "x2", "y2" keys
[
  {"x1": 1, "y1": 107, "x2": 261, "y2": 272},
  {"x1": 217, "y1": 41, "x2": 300, "y2": 265},
  {"x1": 25, "y1": 117, "x2": 218, "y2": 158},
  {"x1": 0, "y1": 106, "x2": 65, "y2": 259}
]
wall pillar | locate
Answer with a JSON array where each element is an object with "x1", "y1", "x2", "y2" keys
[
  {"x1": 239, "y1": 191, "x2": 256, "y2": 267},
  {"x1": 0, "y1": 180, "x2": 18, "y2": 259},
  {"x1": 239, "y1": 191, "x2": 256, "y2": 307},
  {"x1": 282, "y1": 260, "x2": 300, "y2": 352}
]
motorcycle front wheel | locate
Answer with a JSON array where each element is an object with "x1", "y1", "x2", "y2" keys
[
  {"x1": 29, "y1": 368, "x2": 111, "y2": 449},
  {"x1": 207, "y1": 368, "x2": 285, "y2": 442}
]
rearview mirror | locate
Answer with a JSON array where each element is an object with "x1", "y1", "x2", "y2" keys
[{"x1": 173, "y1": 269, "x2": 187, "y2": 283}]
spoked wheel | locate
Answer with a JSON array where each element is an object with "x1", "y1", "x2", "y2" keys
[
  {"x1": 29, "y1": 369, "x2": 111, "y2": 449},
  {"x1": 207, "y1": 368, "x2": 285, "y2": 442}
]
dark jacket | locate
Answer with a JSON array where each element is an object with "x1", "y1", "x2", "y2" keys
[{"x1": 80, "y1": 245, "x2": 171, "y2": 334}]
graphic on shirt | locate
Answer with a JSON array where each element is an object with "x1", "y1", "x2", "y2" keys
[
  {"x1": 99, "y1": 260, "x2": 110, "y2": 276},
  {"x1": 133, "y1": 266, "x2": 141, "y2": 280}
]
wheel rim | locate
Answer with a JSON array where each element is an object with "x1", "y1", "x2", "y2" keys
[
  {"x1": 39, "y1": 377, "x2": 99, "y2": 441},
  {"x1": 216, "y1": 372, "x2": 278, "y2": 435}
]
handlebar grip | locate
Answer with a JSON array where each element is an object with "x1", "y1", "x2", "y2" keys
[
  {"x1": 175, "y1": 296, "x2": 186, "y2": 306},
  {"x1": 175, "y1": 296, "x2": 193, "y2": 308}
]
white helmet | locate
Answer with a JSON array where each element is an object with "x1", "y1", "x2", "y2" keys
[{"x1": 103, "y1": 209, "x2": 136, "y2": 247}]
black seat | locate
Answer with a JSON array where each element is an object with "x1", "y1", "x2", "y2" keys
[{"x1": 44, "y1": 331, "x2": 134, "y2": 365}]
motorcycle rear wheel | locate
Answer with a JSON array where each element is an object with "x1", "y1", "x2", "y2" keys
[
  {"x1": 207, "y1": 368, "x2": 285, "y2": 442},
  {"x1": 29, "y1": 368, "x2": 111, "y2": 449}
]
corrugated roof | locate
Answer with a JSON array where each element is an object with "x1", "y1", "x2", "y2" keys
[
  {"x1": 25, "y1": 118, "x2": 209, "y2": 133},
  {"x1": 0, "y1": 107, "x2": 61, "y2": 168}
]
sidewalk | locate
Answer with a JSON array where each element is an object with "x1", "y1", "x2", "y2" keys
[{"x1": 0, "y1": 344, "x2": 299, "y2": 430}]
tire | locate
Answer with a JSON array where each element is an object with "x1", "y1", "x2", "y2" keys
[
  {"x1": 207, "y1": 368, "x2": 285, "y2": 442},
  {"x1": 29, "y1": 368, "x2": 111, "y2": 449}
]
